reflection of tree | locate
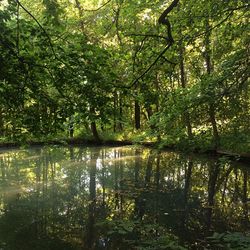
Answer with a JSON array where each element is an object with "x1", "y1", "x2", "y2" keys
[
  {"x1": 0, "y1": 146, "x2": 249, "y2": 249},
  {"x1": 205, "y1": 161, "x2": 220, "y2": 232},
  {"x1": 154, "y1": 153, "x2": 161, "y2": 226},
  {"x1": 84, "y1": 149, "x2": 98, "y2": 249},
  {"x1": 114, "y1": 149, "x2": 119, "y2": 211},
  {"x1": 242, "y1": 169, "x2": 249, "y2": 230},
  {"x1": 101, "y1": 149, "x2": 106, "y2": 206},
  {"x1": 217, "y1": 165, "x2": 233, "y2": 205},
  {"x1": 119, "y1": 150, "x2": 124, "y2": 214},
  {"x1": 144, "y1": 150, "x2": 154, "y2": 187},
  {"x1": 134, "y1": 148, "x2": 145, "y2": 220},
  {"x1": 181, "y1": 158, "x2": 193, "y2": 231}
]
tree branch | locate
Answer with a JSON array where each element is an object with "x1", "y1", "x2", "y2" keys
[
  {"x1": 130, "y1": 44, "x2": 171, "y2": 88},
  {"x1": 127, "y1": 0, "x2": 179, "y2": 88},
  {"x1": 185, "y1": 10, "x2": 235, "y2": 45},
  {"x1": 158, "y1": 0, "x2": 179, "y2": 44},
  {"x1": 158, "y1": 0, "x2": 179, "y2": 24},
  {"x1": 161, "y1": 56, "x2": 177, "y2": 65},
  {"x1": 16, "y1": 0, "x2": 57, "y2": 58}
]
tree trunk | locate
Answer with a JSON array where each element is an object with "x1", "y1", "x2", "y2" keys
[
  {"x1": 204, "y1": 18, "x2": 220, "y2": 148},
  {"x1": 135, "y1": 99, "x2": 141, "y2": 130},
  {"x1": 0, "y1": 108, "x2": 4, "y2": 136},
  {"x1": 113, "y1": 91, "x2": 117, "y2": 132},
  {"x1": 91, "y1": 121, "x2": 100, "y2": 142},
  {"x1": 118, "y1": 92, "x2": 123, "y2": 131},
  {"x1": 179, "y1": 45, "x2": 193, "y2": 139},
  {"x1": 68, "y1": 116, "x2": 74, "y2": 138},
  {"x1": 90, "y1": 106, "x2": 100, "y2": 142}
]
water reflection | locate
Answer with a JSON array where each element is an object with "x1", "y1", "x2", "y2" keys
[{"x1": 0, "y1": 146, "x2": 249, "y2": 249}]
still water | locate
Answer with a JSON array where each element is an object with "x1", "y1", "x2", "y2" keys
[{"x1": 0, "y1": 146, "x2": 249, "y2": 249}]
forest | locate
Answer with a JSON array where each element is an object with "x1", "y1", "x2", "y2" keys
[
  {"x1": 0, "y1": 0, "x2": 249, "y2": 153},
  {"x1": 0, "y1": 1, "x2": 249, "y2": 249}
]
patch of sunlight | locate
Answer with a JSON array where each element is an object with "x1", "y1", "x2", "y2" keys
[
  {"x1": 137, "y1": 8, "x2": 152, "y2": 21},
  {"x1": 21, "y1": 155, "x2": 41, "y2": 161},
  {"x1": 103, "y1": 155, "x2": 137, "y2": 163},
  {"x1": 0, "y1": 203, "x2": 4, "y2": 215},
  {"x1": 0, "y1": 0, "x2": 8, "y2": 10},
  {"x1": 96, "y1": 158, "x2": 102, "y2": 169}
]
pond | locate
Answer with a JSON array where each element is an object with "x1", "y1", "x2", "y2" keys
[{"x1": 0, "y1": 145, "x2": 249, "y2": 250}]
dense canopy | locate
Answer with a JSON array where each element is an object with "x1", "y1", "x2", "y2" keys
[{"x1": 0, "y1": 0, "x2": 249, "y2": 153}]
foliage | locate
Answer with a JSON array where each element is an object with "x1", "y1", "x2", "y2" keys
[
  {"x1": 0, "y1": 0, "x2": 249, "y2": 149},
  {"x1": 207, "y1": 232, "x2": 250, "y2": 250},
  {"x1": 97, "y1": 219, "x2": 187, "y2": 250}
]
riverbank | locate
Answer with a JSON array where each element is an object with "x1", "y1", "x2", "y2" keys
[{"x1": 0, "y1": 138, "x2": 249, "y2": 163}]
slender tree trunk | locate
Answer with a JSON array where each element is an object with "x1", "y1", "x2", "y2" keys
[
  {"x1": 113, "y1": 91, "x2": 117, "y2": 132},
  {"x1": 146, "y1": 106, "x2": 153, "y2": 121},
  {"x1": 0, "y1": 109, "x2": 4, "y2": 136},
  {"x1": 118, "y1": 92, "x2": 123, "y2": 131},
  {"x1": 204, "y1": 18, "x2": 220, "y2": 148},
  {"x1": 135, "y1": 98, "x2": 141, "y2": 130},
  {"x1": 69, "y1": 116, "x2": 74, "y2": 138},
  {"x1": 90, "y1": 107, "x2": 100, "y2": 142},
  {"x1": 179, "y1": 45, "x2": 193, "y2": 139}
]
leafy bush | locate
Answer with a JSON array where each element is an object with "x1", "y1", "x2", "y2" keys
[{"x1": 207, "y1": 232, "x2": 250, "y2": 250}]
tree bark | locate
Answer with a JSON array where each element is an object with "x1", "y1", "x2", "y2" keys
[
  {"x1": 0, "y1": 109, "x2": 4, "y2": 136},
  {"x1": 134, "y1": 99, "x2": 141, "y2": 130},
  {"x1": 204, "y1": 18, "x2": 220, "y2": 148},
  {"x1": 179, "y1": 44, "x2": 193, "y2": 139},
  {"x1": 91, "y1": 121, "x2": 100, "y2": 142},
  {"x1": 89, "y1": 106, "x2": 100, "y2": 142},
  {"x1": 113, "y1": 91, "x2": 117, "y2": 132},
  {"x1": 118, "y1": 92, "x2": 123, "y2": 131}
]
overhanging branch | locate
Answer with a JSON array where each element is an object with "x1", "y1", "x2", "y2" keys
[
  {"x1": 127, "y1": 0, "x2": 179, "y2": 88},
  {"x1": 16, "y1": 0, "x2": 57, "y2": 59}
]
